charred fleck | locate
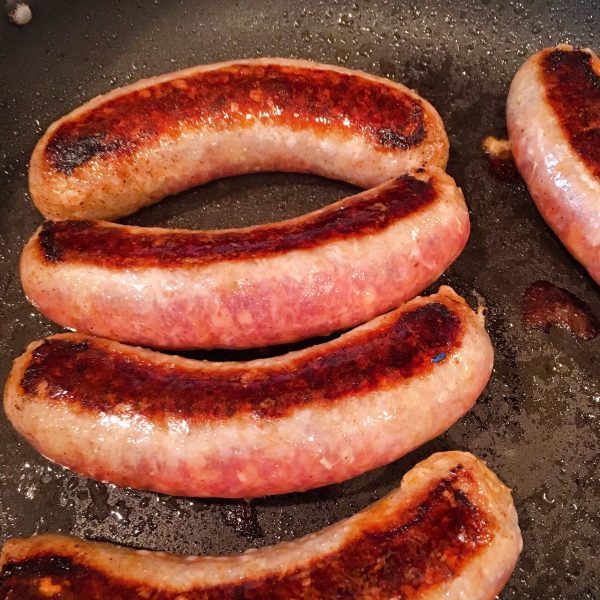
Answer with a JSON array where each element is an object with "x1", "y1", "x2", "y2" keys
[
  {"x1": 46, "y1": 133, "x2": 130, "y2": 175},
  {"x1": 38, "y1": 220, "x2": 93, "y2": 262}
]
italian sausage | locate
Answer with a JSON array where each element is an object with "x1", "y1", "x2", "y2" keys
[
  {"x1": 507, "y1": 44, "x2": 600, "y2": 283},
  {"x1": 4, "y1": 287, "x2": 493, "y2": 498},
  {"x1": 0, "y1": 451, "x2": 522, "y2": 600},
  {"x1": 21, "y1": 168, "x2": 469, "y2": 350},
  {"x1": 29, "y1": 58, "x2": 449, "y2": 221}
]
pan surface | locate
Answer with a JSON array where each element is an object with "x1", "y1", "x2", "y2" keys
[{"x1": 0, "y1": 1, "x2": 598, "y2": 597}]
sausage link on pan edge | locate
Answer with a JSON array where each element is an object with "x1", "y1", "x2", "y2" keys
[
  {"x1": 507, "y1": 44, "x2": 600, "y2": 283},
  {"x1": 0, "y1": 452, "x2": 522, "y2": 600}
]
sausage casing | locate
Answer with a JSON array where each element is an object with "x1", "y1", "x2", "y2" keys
[
  {"x1": 0, "y1": 451, "x2": 522, "y2": 600},
  {"x1": 4, "y1": 287, "x2": 493, "y2": 498}
]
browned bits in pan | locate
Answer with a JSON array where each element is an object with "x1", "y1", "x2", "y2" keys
[
  {"x1": 522, "y1": 280, "x2": 598, "y2": 341},
  {"x1": 482, "y1": 136, "x2": 521, "y2": 182}
]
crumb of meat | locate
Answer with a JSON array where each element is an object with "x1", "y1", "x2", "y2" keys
[
  {"x1": 482, "y1": 136, "x2": 521, "y2": 182},
  {"x1": 6, "y1": 0, "x2": 32, "y2": 25}
]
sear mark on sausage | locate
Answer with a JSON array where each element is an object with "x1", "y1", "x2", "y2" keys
[
  {"x1": 37, "y1": 175, "x2": 436, "y2": 267},
  {"x1": 542, "y1": 49, "x2": 600, "y2": 179},
  {"x1": 0, "y1": 468, "x2": 492, "y2": 599},
  {"x1": 46, "y1": 63, "x2": 427, "y2": 175},
  {"x1": 20, "y1": 302, "x2": 462, "y2": 423}
]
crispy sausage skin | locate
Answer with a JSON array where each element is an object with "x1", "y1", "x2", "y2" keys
[
  {"x1": 507, "y1": 44, "x2": 600, "y2": 283},
  {"x1": 21, "y1": 168, "x2": 469, "y2": 350},
  {"x1": 29, "y1": 58, "x2": 449, "y2": 222},
  {"x1": 4, "y1": 288, "x2": 493, "y2": 498},
  {"x1": 0, "y1": 452, "x2": 522, "y2": 600}
]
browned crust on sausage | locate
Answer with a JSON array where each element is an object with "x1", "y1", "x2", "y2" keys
[
  {"x1": 19, "y1": 302, "x2": 463, "y2": 424},
  {"x1": 37, "y1": 174, "x2": 436, "y2": 267},
  {"x1": 542, "y1": 48, "x2": 600, "y2": 179},
  {"x1": 0, "y1": 467, "x2": 491, "y2": 599},
  {"x1": 44, "y1": 63, "x2": 427, "y2": 176}
]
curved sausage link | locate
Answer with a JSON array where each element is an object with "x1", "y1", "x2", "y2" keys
[
  {"x1": 21, "y1": 167, "x2": 469, "y2": 350},
  {"x1": 4, "y1": 287, "x2": 493, "y2": 498},
  {"x1": 507, "y1": 44, "x2": 600, "y2": 283},
  {"x1": 0, "y1": 452, "x2": 522, "y2": 600},
  {"x1": 29, "y1": 58, "x2": 449, "y2": 221}
]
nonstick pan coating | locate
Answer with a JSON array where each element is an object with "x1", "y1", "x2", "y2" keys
[{"x1": 0, "y1": 1, "x2": 598, "y2": 597}]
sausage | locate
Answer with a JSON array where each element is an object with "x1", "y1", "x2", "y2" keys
[
  {"x1": 0, "y1": 451, "x2": 522, "y2": 600},
  {"x1": 4, "y1": 287, "x2": 493, "y2": 498},
  {"x1": 29, "y1": 58, "x2": 449, "y2": 221},
  {"x1": 21, "y1": 168, "x2": 469, "y2": 350},
  {"x1": 507, "y1": 44, "x2": 600, "y2": 283},
  {"x1": 25, "y1": 60, "x2": 459, "y2": 349}
]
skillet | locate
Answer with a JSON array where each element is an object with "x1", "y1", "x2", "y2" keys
[{"x1": 0, "y1": 0, "x2": 598, "y2": 597}]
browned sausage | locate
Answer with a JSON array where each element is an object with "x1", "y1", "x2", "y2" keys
[
  {"x1": 0, "y1": 451, "x2": 522, "y2": 599},
  {"x1": 4, "y1": 288, "x2": 493, "y2": 498}
]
